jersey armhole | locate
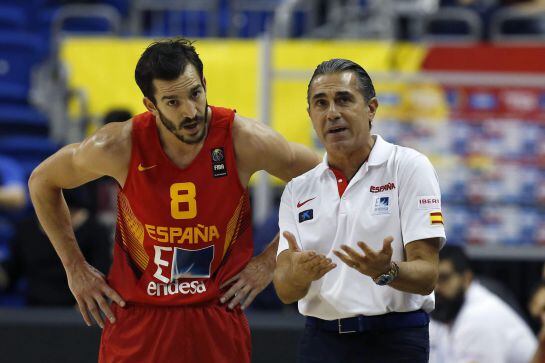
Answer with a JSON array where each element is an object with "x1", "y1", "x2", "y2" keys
[
  {"x1": 229, "y1": 112, "x2": 249, "y2": 194},
  {"x1": 120, "y1": 119, "x2": 138, "y2": 193}
]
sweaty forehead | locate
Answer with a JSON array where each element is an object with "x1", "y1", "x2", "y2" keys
[
  {"x1": 309, "y1": 71, "x2": 359, "y2": 96},
  {"x1": 153, "y1": 64, "x2": 201, "y2": 96}
]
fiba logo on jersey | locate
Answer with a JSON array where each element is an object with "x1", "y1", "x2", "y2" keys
[
  {"x1": 211, "y1": 147, "x2": 227, "y2": 178},
  {"x1": 211, "y1": 148, "x2": 224, "y2": 162}
]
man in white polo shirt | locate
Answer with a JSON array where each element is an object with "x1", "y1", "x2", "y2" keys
[{"x1": 273, "y1": 58, "x2": 446, "y2": 363}]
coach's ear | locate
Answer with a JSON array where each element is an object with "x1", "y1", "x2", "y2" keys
[
  {"x1": 143, "y1": 97, "x2": 158, "y2": 116},
  {"x1": 202, "y1": 77, "x2": 207, "y2": 92}
]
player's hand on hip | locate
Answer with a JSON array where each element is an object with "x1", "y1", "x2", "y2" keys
[
  {"x1": 284, "y1": 231, "x2": 336, "y2": 286},
  {"x1": 66, "y1": 261, "x2": 125, "y2": 329},
  {"x1": 333, "y1": 236, "x2": 394, "y2": 279},
  {"x1": 220, "y1": 251, "x2": 275, "y2": 310}
]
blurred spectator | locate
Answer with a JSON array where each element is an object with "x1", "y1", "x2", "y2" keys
[
  {"x1": 430, "y1": 245, "x2": 537, "y2": 363},
  {"x1": 0, "y1": 184, "x2": 112, "y2": 306},
  {"x1": 0, "y1": 156, "x2": 26, "y2": 211},
  {"x1": 251, "y1": 204, "x2": 282, "y2": 310},
  {"x1": 102, "y1": 109, "x2": 132, "y2": 125}
]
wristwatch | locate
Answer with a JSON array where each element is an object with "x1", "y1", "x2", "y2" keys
[{"x1": 373, "y1": 261, "x2": 400, "y2": 286}]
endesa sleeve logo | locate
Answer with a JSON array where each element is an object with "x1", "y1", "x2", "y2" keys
[{"x1": 417, "y1": 196, "x2": 441, "y2": 210}]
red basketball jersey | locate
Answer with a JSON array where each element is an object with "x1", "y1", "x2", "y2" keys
[{"x1": 108, "y1": 106, "x2": 253, "y2": 306}]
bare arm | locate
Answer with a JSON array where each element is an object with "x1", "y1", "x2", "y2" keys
[
  {"x1": 28, "y1": 121, "x2": 131, "y2": 327},
  {"x1": 220, "y1": 115, "x2": 321, "y2": 309},
  {"x1": 334, "y1": 237, "x2": 440, "y2": 296},
  {"x1": 233, "y1": 115, "x2": 321, "y2": 185}
]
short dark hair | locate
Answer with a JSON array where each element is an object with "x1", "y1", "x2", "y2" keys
[
  {"x1": 135, "y1": 38, "x2": 204, "y2": 104},
  {"x1": 440, "y1": 245, "x2": 472, "y2": 274},
  {"x1": 307, "y1": 58, "x2": 376, "y2": 104}
]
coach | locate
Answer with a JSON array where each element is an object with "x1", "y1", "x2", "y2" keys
[{"x1": 273, "y1": 59, "x2": 446, "y2": 363}]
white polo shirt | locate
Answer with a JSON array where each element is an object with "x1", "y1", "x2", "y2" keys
[
  {"x1": 277, "y1": 135, "x2": 446, "y2": 320},
  {"x1": 430, "y1": 281, "x2": 537, "y2": 363}
]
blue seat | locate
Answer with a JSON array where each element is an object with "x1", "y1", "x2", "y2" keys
[
  {"x1": 0, "y1": 105, "x2": 49, "y2": 136},
  {"x1": 0, "y1": 32, "x2": 44, "y2": 104},
  {"x1": 0, "y1": 5, "x2": 27, "y2": 30},
  {"x1": 0, "y1": 135, "x2": 59, "y2": 176},
  {"x1": 0, "y1": 135, "x2": 59, "y2": 160}
]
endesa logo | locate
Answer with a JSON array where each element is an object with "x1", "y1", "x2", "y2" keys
[
  {"x1": 147, "y1": 280, "x2": 207, "y2": 297},
  {"x1": 370, "y1": 182, "x2": 396, "y2": 193}
]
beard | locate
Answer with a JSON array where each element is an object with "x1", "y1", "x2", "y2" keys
[
  {"x1": 432, "y1": 288, "x2": 466, "y2": 324},
  {"x1": 158, "y1": 105, "x2": 208, "y2": 145}
]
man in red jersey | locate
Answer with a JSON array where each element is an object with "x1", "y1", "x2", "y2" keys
[{"x1": 28, "y1": 38, "x2": 320, "y2": 363}]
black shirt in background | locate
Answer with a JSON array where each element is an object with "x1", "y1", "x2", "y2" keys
[{"x1": 1, "y1": 214, "x2": 112, "y2": 306}]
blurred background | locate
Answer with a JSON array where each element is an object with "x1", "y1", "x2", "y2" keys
[{"x1": 0, "y1": 0, "x2": 544, "y2": 362}]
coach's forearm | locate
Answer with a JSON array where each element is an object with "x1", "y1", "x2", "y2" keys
[
  {"x1": 28, "y1": 171, "x2": 85, "y2": 271},
  {"x1": 388, "y1": 259, "x2": 437, "y2": 296}
]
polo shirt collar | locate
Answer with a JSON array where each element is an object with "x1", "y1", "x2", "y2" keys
[{"x1": 319, "y1": 134, "x2": 393, "y2": 176}]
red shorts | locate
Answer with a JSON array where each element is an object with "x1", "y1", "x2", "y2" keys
[{"x1": 98, "y1": 303, "x2": 251, "y2": 363}]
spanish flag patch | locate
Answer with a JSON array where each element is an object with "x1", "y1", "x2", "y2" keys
[{"x1": 430, "y1": 212, "x2": 444, "y2": 225}]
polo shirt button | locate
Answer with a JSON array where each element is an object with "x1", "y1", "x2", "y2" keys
[{"x1": 338, "y1": 179, "x2": 343, "y2": 183}]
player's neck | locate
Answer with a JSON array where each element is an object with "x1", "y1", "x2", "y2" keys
[{"x1": 157, "y1": 124, "x2": 206, "y2": 168}]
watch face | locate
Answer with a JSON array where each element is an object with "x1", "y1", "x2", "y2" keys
[{"x1": 376, "y1": 274, "x2": 394, "y2": 286}]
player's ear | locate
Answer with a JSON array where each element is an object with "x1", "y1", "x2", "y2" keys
[
  {"x1": 143, "y1": 98, "x2": 158, "y2": 115},
  {"x1": 202, "y1": 77, "x2": 207, "y2": 92}
]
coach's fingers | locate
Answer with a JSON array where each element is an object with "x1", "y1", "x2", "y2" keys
[
  {"x1": 340, "y1": 245, "x2": 366, "y2": 263},
  {"x1": 102, "y1": 284, "x2": 125, "y2": 308},
  {"x1": 356, "y1": 241, "x2": 377, "y2": 258},
  {"x1": 75, "y1": 296, "x2": 92, "y2": 326},
  {"x1": 95, "y1": 294, "x2": 115, "y2": 324},
  {"x1": 86, "y1": 298, "x2": 104, "y2": 329},
  {"x1": 284, "y1": 231, "x2": 301, "y2": 252},
  {"x1": 316, "y1": 262, "x2": 337, "y2": 278},
  {"x1": 332, "y1": 250, "x2": 356, "y2": 268},
  {"x1": 301, "y1": 254, "x2": 328, "y2": 270},
  {"x1": 380, "y1": 236, "x2": 394, "y2": 257}
]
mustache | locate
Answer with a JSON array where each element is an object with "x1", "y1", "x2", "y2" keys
[{"x1": 180, "y1": 115, "x2": 206, "y2": 128}]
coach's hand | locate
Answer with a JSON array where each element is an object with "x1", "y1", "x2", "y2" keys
[
  {"x1": 283, "y1": 231, "x2": 336, "y2": 287},
  {"x1": 333, "y1": 236, "x2": 394, "y2": 279},
  {"x1": 66, "y1": 261, "x2": 125, "y2": 328},
  {"x1": 220, "y1": 252, "x2": 274, "y2": 310}
]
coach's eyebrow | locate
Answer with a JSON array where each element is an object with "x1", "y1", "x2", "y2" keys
[{"x1": 311, "y1": 92, "x2": 327, "y2": 101}]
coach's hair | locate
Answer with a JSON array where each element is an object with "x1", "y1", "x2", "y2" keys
[
  {"x1": 135, "y1": 38, "x2": 204, "y2": 104},
  {"x1": 307, "y1": 58, "x2": 376, "y2": 104},
  {"x1": 439, "y1": 245, "x2": 472, "y2": 274}
]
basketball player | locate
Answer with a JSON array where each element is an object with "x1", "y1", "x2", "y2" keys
[{"x1": 28, "y1": 38, "x2": 320, "y2": 362}]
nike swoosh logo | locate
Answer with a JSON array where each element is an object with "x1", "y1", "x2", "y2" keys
[
  {"x1": 297, "y1": 197, "x2": 316, "y2": 208},
  {"x1": 138, "y1": 163, "x2": 157, "y2": 172}
]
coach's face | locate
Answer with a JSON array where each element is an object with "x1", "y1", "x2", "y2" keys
[
  {"x1": 145, "y1": 63, "x2": 208, "y2": 145},
  {"x1": 307, "y1": 71, "x2": 377, "y2": 156}
]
